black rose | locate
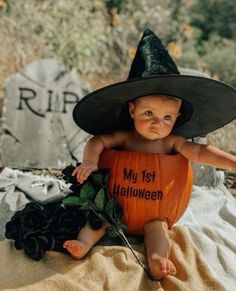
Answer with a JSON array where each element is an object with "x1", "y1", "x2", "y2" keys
[
  {"x1": 88, "y1": 169, "x2": 110, "y2": 191},
  {"x1": 5, "y1": 202, "x2": 57, "y2": 257},
  {"x1": 88, "y1": 211, "x2": 103, "y2": 230},
  {"x1": 5, "y1": 211, "x2": 22, "y2": 241},
  {"x1": 51, "y1": 206, "x2": 87, "y2": 251},
  {"x1": 5, "y1": 211, "x2": 24, "y2": 250},
  {"x1": 20, "y1": 202, "x2": 52, "y2": 233},
  {"x1": 62, "y1": 165, "x2": 78, "y2": 185},
  {"x1": 52, "y1": 206, "x2": 86, "y2": 232},
  {"x1": 23, "y1": 232, "x2": 55, "y2": 261},
  {"x1": 62, "y1": 164, "x2": 109, "y2": 193},
  {"x1": 70, "y1": 183, "x2": 83, "y2": 194}
]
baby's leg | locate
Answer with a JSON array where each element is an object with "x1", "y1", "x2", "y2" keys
[
  {"x1": 63, "y1": 222, "x2": 107, "y2": 259},
  {"x1": 144, "y1": 219, "x2": 176, "y2": 280}
]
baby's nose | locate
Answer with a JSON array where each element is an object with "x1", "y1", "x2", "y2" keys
[{"x1": 151, "y1": 117, "x2": 161, "y2": 126}]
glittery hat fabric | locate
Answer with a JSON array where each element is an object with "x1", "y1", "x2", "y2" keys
[{"x1": 73, "y1": 29, "x2": 236, "y2": 138}]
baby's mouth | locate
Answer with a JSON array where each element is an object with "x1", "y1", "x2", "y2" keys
[{"x1": 149, "y1": 127, "x2": 160, "y2": 133}]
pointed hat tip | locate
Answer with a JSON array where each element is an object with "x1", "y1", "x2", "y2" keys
[
  {"x1": 143, "y1": 28, "x2": 154, "y2": 36},
  {"x1": 142, "y1": 28, "x2": 162, "y2": 42}
]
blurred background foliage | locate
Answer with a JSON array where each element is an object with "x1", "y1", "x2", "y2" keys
[{"x1": 0, "y1": 0, "x2": 235, "y2": 151}]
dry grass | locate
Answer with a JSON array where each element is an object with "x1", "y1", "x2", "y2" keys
[{"x1": 207, "y1": 121, "x2": 236, "y2": 154}]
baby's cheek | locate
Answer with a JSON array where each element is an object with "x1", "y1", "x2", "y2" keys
[
  {"x1": 134, "y1": 118, "x2": 147, "y2": 129},
  {"x1": 165, "y1": 121, "x2": 175, "y2": 128}
]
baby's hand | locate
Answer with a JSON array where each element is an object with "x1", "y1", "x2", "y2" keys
[{"x1": 72, "y1": 161, "x2": 98, "y2": 183}]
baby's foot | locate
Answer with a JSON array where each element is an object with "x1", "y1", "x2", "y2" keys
[
  {"x1": 63, "y1": 240, "x2": 91, "y2": 259},
  {"x1": 148, "y1": 253, "x2": 177, "y2": 280}
]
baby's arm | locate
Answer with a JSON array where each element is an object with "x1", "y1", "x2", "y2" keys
[
  {"x1": 172, "y1": 135, "x2": 236, "y2": 170},
  {"x1": 73, "y1": 131, "x2": 125, "y2": 183}
]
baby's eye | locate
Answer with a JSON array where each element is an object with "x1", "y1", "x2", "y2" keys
[
  {"x1": 163, "y1": 115, "x2": 172, "y2": 120},
  {"x1": 144, "y1": 110, "x2": 153, "y2": 116}
]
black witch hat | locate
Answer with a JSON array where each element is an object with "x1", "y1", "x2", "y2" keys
[{"x1": 73, "y1": 29, "x2": 236, "y2": 138}]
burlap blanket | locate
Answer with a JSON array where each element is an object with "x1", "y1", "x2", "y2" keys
[
  {"x1": 1, "y1": 167, "x2": 236, "y2": 290},
  {"x1": 0, "y1": 226, "x2": 224, "y2": 291}
]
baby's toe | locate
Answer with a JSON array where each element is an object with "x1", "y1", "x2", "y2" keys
[
  {"x1": 63, "y1": 240, "x2": 70, "y2": 248},
  {"x1": 167, "y1": 262, "x2": 177, "y2": 275}
]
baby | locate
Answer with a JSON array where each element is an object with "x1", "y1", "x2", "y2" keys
[{"x1": 63, "y1": 93, "x2": 236, "y2": 280}]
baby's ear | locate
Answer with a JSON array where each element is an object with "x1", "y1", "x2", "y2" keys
[{"x1": 128, "y1": 102, "x2": 135, "y2": 118}]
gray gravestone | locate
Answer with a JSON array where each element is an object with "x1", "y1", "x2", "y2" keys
[{"x1": 0, "y1": 59, "x2": 91, "y2": 169}]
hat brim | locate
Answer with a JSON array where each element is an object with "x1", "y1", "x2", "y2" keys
[{"x1": 73, "y1": 75, "x2": 236, "y2": 138}]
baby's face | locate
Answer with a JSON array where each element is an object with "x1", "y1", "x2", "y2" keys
[{"x1": 129, "y1": 95, "x2": 181, "y2": 140}]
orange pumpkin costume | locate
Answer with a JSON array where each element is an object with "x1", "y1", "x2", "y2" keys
[{"x1": 98, "y1": 148, "x2": 193, "y2": 235}]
